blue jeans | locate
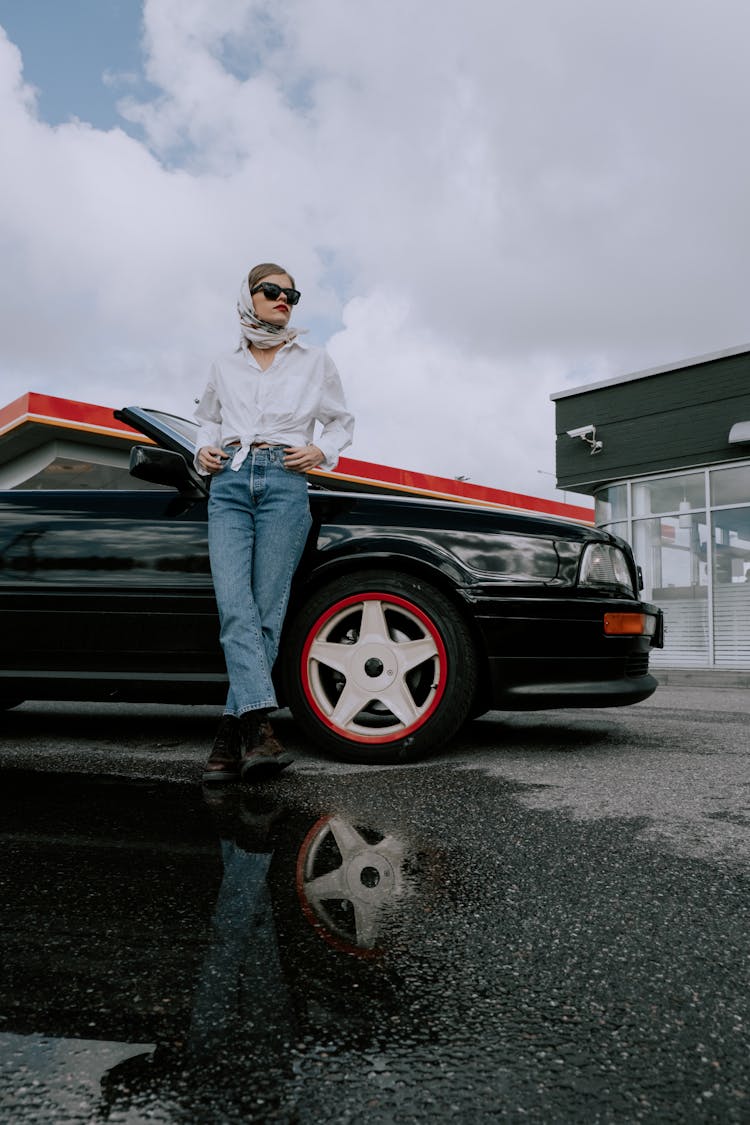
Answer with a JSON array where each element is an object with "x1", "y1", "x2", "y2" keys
[
  {"x1": 208, "y1": 446, "x2": 312, "y2": 715},
  {"x1": 188, "y1": 844, "x2": 293, "y2": 1055}
]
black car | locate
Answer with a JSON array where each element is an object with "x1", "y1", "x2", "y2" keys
[{"x1": 0, "y1": 406, "x2": 663, "y2": 763}]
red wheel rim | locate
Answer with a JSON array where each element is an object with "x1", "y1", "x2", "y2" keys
[{"x1": 299, "y1": 591, "x2": 448, "y2": 744}]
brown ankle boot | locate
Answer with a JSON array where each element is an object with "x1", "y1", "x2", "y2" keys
[
  {"x1": 240, "y1": 712, "x2": 294, "y2": 782},
  {"x1": 202, "y1": 715, "x2": 241, "y2": 783},
  {"x1": 256, "y1": 717, "x2": 286, "y2": 756}
]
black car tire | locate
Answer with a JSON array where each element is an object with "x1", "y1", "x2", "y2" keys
[{"x1": 283, "y1": 569, "x2": 478, "y2": 763}]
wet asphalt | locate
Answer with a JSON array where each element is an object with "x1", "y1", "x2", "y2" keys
[{"x1": 0, "y1": 685, "x2": 748, "y2": 1123}]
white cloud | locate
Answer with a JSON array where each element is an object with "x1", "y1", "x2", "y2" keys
[
  {"x1": 2, "y1": 2, "x2": 750, "y2": 499},
  {"x1": 328, "y1": 289, "x2": 563, "y2": 488}
]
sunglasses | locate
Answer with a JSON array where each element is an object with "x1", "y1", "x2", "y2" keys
[{"x1": 250, "y1": 282, "x2": 301, "y2": 306}]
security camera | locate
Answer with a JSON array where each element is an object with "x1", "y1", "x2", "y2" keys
[{"x1": 566, "y1": 424, "x2": 603, "y2": 455}]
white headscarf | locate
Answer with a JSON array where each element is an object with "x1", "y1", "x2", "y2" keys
[{"x1": 237, "y1": 275, "x2": 307, "y2": 351}]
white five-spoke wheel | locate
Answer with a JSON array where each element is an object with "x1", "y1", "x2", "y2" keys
[{"x1": 283, "y1": 570, "x2": 478, "y2": 763}]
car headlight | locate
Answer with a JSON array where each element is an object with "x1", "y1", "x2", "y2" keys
[{"x1": 578, "y1": 543, "x2": 635, "y2": 597}]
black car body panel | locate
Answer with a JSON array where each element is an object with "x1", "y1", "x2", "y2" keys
[{"x1": 0, "y1": 407, "x2": 662, "y2": 758}]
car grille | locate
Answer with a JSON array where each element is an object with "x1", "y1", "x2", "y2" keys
[{"x1": 625, "y1": 653, "x2": 650, "y2": 678}]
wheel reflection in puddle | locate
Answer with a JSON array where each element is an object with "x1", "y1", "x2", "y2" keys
[{"x1": 296, "y1": 815, "x2": 408, "y2": 956}]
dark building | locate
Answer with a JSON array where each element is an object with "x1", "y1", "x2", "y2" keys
[{"x1": 552, "y1": 345, "x2": 750, "y2": 670}]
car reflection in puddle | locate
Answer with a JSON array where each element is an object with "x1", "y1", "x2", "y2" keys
[{"x1": 0, "y1": 772, "x2": 445, "y2": 1123}]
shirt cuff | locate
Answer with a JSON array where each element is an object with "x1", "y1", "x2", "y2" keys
[{"x1": 315, "y1": 440, "x2": 342, "y2": 471}]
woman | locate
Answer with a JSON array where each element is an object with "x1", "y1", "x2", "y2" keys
[{"x1": 195, "y1": 263, "x2": 354, "y2": 783}]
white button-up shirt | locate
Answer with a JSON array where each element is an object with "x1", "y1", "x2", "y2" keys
[{"x1": 193, "y1": 340, "x2": 354, "y2": 473}]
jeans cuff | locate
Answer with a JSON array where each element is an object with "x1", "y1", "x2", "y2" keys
[{"x1": 236, "y1": 702, "x2": 276, "y2": 716}]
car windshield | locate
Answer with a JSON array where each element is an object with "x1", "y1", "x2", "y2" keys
[{"x1": 138, "y1": 408, "x2": 199, "y2": 445}]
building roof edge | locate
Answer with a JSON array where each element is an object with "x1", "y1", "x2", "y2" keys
[{"x1": 550, "y1": 342, "x2": 750, "y2": 401}]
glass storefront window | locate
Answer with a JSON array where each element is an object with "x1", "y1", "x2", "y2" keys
[
  {"x1": 712, "y1": 507, "x2": 750, "y2": 584},
  {"x1": 595, "y1": 464, "x2": 750, "y2": 668},
  {"x1": 712, "y1": 506, "x2": 750, "y2": 667},
  {"x1": 602, "y1": 521, "x2": 628, "y2": 541},
  {"x1": 710, "y1": 465, "x2": 750, "y2": 507},
  {"x1": 632, "y1": 473, "x2": 705, "y2": 517},
  {"x1": 633, "y1": 514, "x2": 709, "y2": 666},
  {"x1": 633, "y1": 515, "x2": 708, "y2": 595},
  {"x1": 595, "y1": 484, "x2": 627, "y2": 526}
]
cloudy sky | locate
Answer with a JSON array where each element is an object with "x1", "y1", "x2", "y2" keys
[{"x1": 1, "y1": 0, "x2": 749, "y2": 501}]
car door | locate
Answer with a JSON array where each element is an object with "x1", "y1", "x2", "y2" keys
[
  {"x1": 0, "y1": 487, "x2": 224, "y2": 677},
  {"x1": 0, "y1": 407, "x2": 223, "y2": 686}
]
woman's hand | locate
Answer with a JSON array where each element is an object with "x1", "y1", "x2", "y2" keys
[
  {"x1": 198, "y1": 446, "x2": 228, "y2": 474},
  {"x1": 283, "y1": 444, "x2": 325, "y2": 473}
]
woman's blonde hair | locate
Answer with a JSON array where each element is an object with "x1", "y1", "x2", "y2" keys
[{"x1": 247, "y1": 262, "x2": 296, "y2": 290}]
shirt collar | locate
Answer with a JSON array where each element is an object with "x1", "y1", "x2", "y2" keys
[{"x1": 240, "y1": 337, "x2": 308, "y2": 366}]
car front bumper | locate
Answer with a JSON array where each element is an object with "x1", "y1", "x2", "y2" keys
[{"x1": 460, "y1": 590, "x2": 663, "y2": 710}]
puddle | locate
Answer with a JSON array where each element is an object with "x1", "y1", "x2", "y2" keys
[{"x1": 0, "y1": 768, "x2": 747, "y2": 1123}]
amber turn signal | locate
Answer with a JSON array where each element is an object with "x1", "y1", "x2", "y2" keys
[{"x1": 603, "y1": 612, "x2": 652, "y2": 636}]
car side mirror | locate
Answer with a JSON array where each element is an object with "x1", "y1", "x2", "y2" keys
[{"x1": 129, "y1": 446, "x2": 203, "y2": 495}]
